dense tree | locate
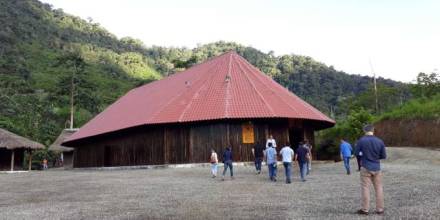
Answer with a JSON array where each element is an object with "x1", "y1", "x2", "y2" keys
[{"x1": 412, "y1": 72, "x2": 440, "y2": 98}]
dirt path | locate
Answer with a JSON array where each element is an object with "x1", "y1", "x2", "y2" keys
[{"x1": 0, "y1": 147, "x2": 439, "y2": 219}]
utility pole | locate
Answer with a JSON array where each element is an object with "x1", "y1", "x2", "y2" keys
[
  {"x1": 69, "y1": 63, "x2": 76, "y2": 129},
  {"x1": 369, "y1": 59, "x2": 379, "y2": 113}
]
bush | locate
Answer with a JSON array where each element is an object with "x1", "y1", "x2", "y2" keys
[
  {"x1": 316, "y1": 108, "x2": 373, "y2": 160},
  {"x1": 23, "y1": 148, "x2": 56, "y2": 170},
  {"x1": 377, "y1": 94, "x2": 440, "y2": 121}
]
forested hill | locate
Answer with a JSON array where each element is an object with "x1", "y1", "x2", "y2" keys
[{"x1": 0, "y1": 0, "x2": 404, "y2": 145}]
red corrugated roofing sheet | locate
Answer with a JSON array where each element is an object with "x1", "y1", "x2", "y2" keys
[{"x1": 65, "y1": 51, "x2": 335, "y2": 143}]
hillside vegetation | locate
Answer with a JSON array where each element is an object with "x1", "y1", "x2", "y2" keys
[{"x1": 1, "y1": 0, "x2": 406, "y2": 146}]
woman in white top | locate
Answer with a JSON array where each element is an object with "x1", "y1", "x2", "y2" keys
[
  {"x1": 266, "y1": 134, "x2": 277, "y2": 149},
  {"x1": 210, "y1": 149, "x2": 218, "y2": 178}
]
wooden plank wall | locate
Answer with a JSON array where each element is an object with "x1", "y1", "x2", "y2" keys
[{"x1": 73, "y1": 119, "x2": 300, "y2": 168}]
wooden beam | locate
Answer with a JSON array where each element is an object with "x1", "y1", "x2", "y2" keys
[
  {"x1": 10, "y1": 149, "x2": 15, "y2": 172},
  {"x1": 28, "y1": 150, "x2": 33, "y2": 171}
]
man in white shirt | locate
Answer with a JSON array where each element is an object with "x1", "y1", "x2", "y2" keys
[
  {"x1": 266, "y1": 134, "x2": 277, "y2": 149},
  {"x1": 280, "y1": 143, "x2": 294, "y2": 184}
]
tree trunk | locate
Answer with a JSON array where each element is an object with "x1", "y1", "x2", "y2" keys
[{"x1": 70, "y1": 71, "x2": 74, "y2": 129}]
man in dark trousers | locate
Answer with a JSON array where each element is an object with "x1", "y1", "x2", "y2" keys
[
  {"x1": 222, "y1": 147, "x2": 234, "y2": 181},
  {"x1": 294, "y1": 142, "x2": 310, "y2": 182},
  {"x1": 354, "y1": 124, "x2": 387, "y2": 215},
  {"x1": 252, "y1": 140, "x2": 265, "y2": 174}
]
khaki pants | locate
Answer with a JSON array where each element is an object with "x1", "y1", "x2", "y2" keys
[{"x1": 360, "y1": 168, "x2": 384, "y2": 212}]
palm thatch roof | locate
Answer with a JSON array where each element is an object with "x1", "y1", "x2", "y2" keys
[
  {"x1": 0, "y1": 128, "x2": 45, "y2": 150},
  {"x1": 49, "y1": 129, "x2": 78, "y2": 152}
]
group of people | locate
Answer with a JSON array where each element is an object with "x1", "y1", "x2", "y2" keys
[
  {"x1": 209, "y1": 124, "x2": 387, "y2": 215},
  {"x1": 209, "y1": 135, "x2": 313, "y2": 183},
  {"x1": 254, "y1": 136, "x2": 313, "y2": 183}
]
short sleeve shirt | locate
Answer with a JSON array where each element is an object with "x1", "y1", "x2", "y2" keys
[
  {"x1": 266, "y1": 147, "x2": 277, "y2": 164},
  {"x1": 280, "y1": 146, "x2": 294, "y2": 163},
  {"x1": 296, "y1": 146, "x2": 309, "y2": 163}
]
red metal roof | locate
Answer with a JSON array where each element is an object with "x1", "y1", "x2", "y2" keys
[{"x1": 65, "y1": 51, "x2": 335, "y2": 143}]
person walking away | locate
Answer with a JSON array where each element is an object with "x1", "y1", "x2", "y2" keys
[
  {"x1": 340, "y1": 138, "x2": 353, "y2": 175},
  {"x1": 210, "y1": 149, "x2": 218, "y2": 178},
  {"x1": 295, "y1": 143, "x2": 310, "y2": 182},
  {"x1": 354, "y1": 124, "x2": 387, "y2": 215},
  {"x1": 266, "y1": 134, "x2": 277, "y2": 149},
  {"x1": 42, "y1": 158, "x2": 48, "y2": 170},
  {"x1": 265, "y1": 142, "x2": 278, "y2": 182},
  {"x1": 304, "y1": 139, "x2": 313, "y2": 174},
  {"x1": 252, "y1": 141, "x2": 264, "y2": 174},
  {"x1": 222, "y1": 147, "x2": 234, "y2": 180},
  {"x1": 280, "y1": 143, "x2": 294, "y2": 184}
]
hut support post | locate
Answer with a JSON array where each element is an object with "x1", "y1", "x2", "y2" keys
[
  {"x1": 10, "y1": 149, "x2": 15, "y2": 171},
  {"x1": 28, "y1": 150, "x2": 33, "y2": 171}
]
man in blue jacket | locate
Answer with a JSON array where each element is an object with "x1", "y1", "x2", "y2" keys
[
  {"x1": 340, "y1": 138, "x2": 353, "y2": 175},
  {"x1": 222, "y1": 147, "x2": 234, "y2": 181},
  {"x1": 354, "y1": 124, "x2": 386, "y2": 215}
]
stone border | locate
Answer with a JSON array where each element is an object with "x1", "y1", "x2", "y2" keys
[
  {"x1": 0, "y1": 171, "x2": 29, "y2": 174},
  {"x1": 71, "y1": 161, "x2": 333, "y2": 171}
]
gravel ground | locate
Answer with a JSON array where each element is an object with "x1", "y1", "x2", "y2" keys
[{"x1": 0, "y1": 147, "x2": 439, "y2": 220}]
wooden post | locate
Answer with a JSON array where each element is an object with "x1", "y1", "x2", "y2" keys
[
  {"x1": 28, "y1": 150, "x2": 33, "y2": 171},
  {"x1": 10, "y1": 149, "x2": 15, "y2": 172}
]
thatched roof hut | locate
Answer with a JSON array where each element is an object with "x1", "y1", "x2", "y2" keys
[
  {"x1": 0, "y1": 128, "x2": 44, "y2": 150},
  {"x1": 0, "y1": 128, "x2": 44, "y2": 171},
  {"x1": 49, "y1": 129, "x2": 78, "y2": 152}
]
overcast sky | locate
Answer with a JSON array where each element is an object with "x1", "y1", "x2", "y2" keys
[{"x1": 41, "y1": 0, "x2": 440, "y2": 82}]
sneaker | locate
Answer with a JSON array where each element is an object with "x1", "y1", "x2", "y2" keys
[
  {"x1": 301, "y1": 179, "x2": 306, "y2": 182},
  {"x1": 375, "y1": 210, "x2": 384, "y2": 215},
  {"x1": 286, "y1": 180, "x2": 291, "y2": 184},
  {"x1": 221, "y1": 176, "x2": 225, "y2": 181},
  {"x1": 356, "y1": 209, "x2": 369, "y2": 215}
]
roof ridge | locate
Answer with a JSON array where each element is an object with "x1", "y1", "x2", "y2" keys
[
  {"x1": 224, "y1": 52, "x2": 233, "y2": 118},
  {"x1": 233, "y1": 53, "x2": 276, "y2": 116},
  {"x1": 177, "y1": 56, "x2": 223, "y2": 122},
  {"x1": 238, "y1": 55, "x2": 333, "y2": 122},
  {"x1": 235, "y1": 55, "x2": 302, "y2": 117},
  {"x1": 148, "y1": 56, "x2": 221, "y2": 123}
]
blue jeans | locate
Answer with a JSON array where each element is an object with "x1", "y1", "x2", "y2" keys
[
  {"x1": 211, "y1": 163, "x2": 218, "y2": 176},
  {"x1": 255, "y1": 157, "x2": 263, "y2": 172},
  {"x1": 283, "y1": 162, "x2": 292, "y2": 182},
  {"x1": 306, "y1": 160, "x2": 311, "y2": 175},
  {"x1": 298, "y1": 162, "x2": 307, "y2": 181},
  {"x1": 343, "y1": 157, "x2": 351, "y2": 173},
  {"x1": 223, "y1": 161, "x2": 233, "y2": 177},
  {"x1": 268, "y1": 163, "x2": 277, "y2": 180}
]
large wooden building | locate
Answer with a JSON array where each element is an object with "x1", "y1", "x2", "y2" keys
[{"x1": 64, "y1": 52, "x2": 335, "y2": 168}]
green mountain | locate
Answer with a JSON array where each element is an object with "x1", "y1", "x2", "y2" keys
[{"x1": 0, "y1": 0, "x2": 406, "y2": 145}]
